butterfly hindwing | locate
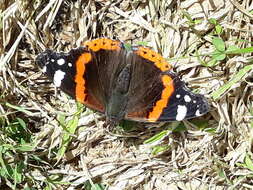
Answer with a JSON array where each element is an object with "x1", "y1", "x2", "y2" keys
[{"x1": 154, "y1": 71, "x2": 209, "y2": 121}]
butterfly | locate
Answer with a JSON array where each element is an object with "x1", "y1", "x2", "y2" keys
[{"x1": 36, "y1": 38, "x2": 209, "y2": 127}]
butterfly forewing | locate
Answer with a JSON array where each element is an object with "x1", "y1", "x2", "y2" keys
[{"x1": 36, "y1": 48, "x2": 105, "y2": 112}]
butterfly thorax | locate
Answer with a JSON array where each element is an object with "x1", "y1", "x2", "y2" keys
[{"x1": 106, "y1": 63, "x2": 131, "y2": 123}]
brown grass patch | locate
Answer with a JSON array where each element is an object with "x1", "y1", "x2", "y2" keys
[{"x1": 0, "y1": 0, "x2": 253, "y2": 189}]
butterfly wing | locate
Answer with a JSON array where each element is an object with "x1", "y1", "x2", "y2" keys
[
  {"x1": 83, "y1": 38, "x2": 128, "y2": 103},
  {"x1": 36, "y1": 47, "x2": 106, "y2": 112},
  {"x1": 126, "y1": 46, "x2": 209, "y2": 122},
  {"x1": 36, "y1": 38, "x2": 126, "y2": 114},
  {"x1": 149, "y1": 71, "x2": 209, "y2": 122}
]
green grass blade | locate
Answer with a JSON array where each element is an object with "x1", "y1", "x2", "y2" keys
[
  {"x1": 226, "y1": 46, "x2": 253, "y2": 54},
  {"x1": 56, "y1": 116, "x2": 79, "y2": 161},
  {"x1": 245, "y1": 154, "x2": 253, "y2": 172},
  {"x1": 5, "y1": 103, "x2": 37, "y2": 116},
  {"x1": 144, "y1": 130, "x2": 169, "y2": 144},
  {"x1": 211, "y1": 64, "x2": 253, "y2": 100}
]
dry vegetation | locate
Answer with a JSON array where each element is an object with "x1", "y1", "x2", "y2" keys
[{"x1": 0, "y1": 0, "x2": 253, "y2": 189}]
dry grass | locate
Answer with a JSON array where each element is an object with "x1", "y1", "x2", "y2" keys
[{"x1": 0, "y1": 0, "x2": 253, "y2": 189}]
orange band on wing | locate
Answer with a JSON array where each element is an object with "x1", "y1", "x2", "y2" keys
[
  {"x1": 83, "y1": 38, "x2": 121, "y2": 52},
  {"x1": 135, "y1": 47, "x2": 171, "y2": 71},
  {"x1": 148, "y1": 75, "x2": 174, "y2": 122},
  {"x1": 75, "y1": 53, "x2": 92, "y2": 103}
]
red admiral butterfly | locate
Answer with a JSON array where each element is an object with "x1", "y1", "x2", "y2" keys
[{"x1": 36, "y1": 38, "x2": 209, "y2": 126}]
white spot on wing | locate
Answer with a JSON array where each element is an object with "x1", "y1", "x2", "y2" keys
[
  {"x1": 53, "y1": 70, "x2": 65, "y2": 87},
  {"x1": 57, "y1": 58, "x2": 65, "y2": 65},
  {"x1": 51, "y1": 59, "x2": 55, "y2": 62},
  {"x1": 176, "y1": 105, "x2": 187, "y2": 121},
  {"x1": 42, "y1": 66, "x2": 47, "y2": 73},
  {"x1": 195, "y1": 109, "x2": 201, "y2": 116},
  {"x1": 193, "y1": 100, "x2": 197, "y2": 103},
  {"x1": 184, "y1": 95, "x2": 191, "y2": 102},
  {"x1": 176, "y1": 94, "x2": 181, "y2": 98},
  {"x1": 68, "y1": 63, "x2": 72, "y2": 67}
]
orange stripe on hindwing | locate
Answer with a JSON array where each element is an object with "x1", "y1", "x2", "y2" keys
[
  {"x1": 148, "y1": 75, "x2": 174, "y2": 122},
  {"x1": 75, "y1": 53, "x2": 92, "y2": 103}
]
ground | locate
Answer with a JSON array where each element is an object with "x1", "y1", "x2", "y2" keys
[{"x1": 0, "y1": 0, "x2": 253, "y2": 189}]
